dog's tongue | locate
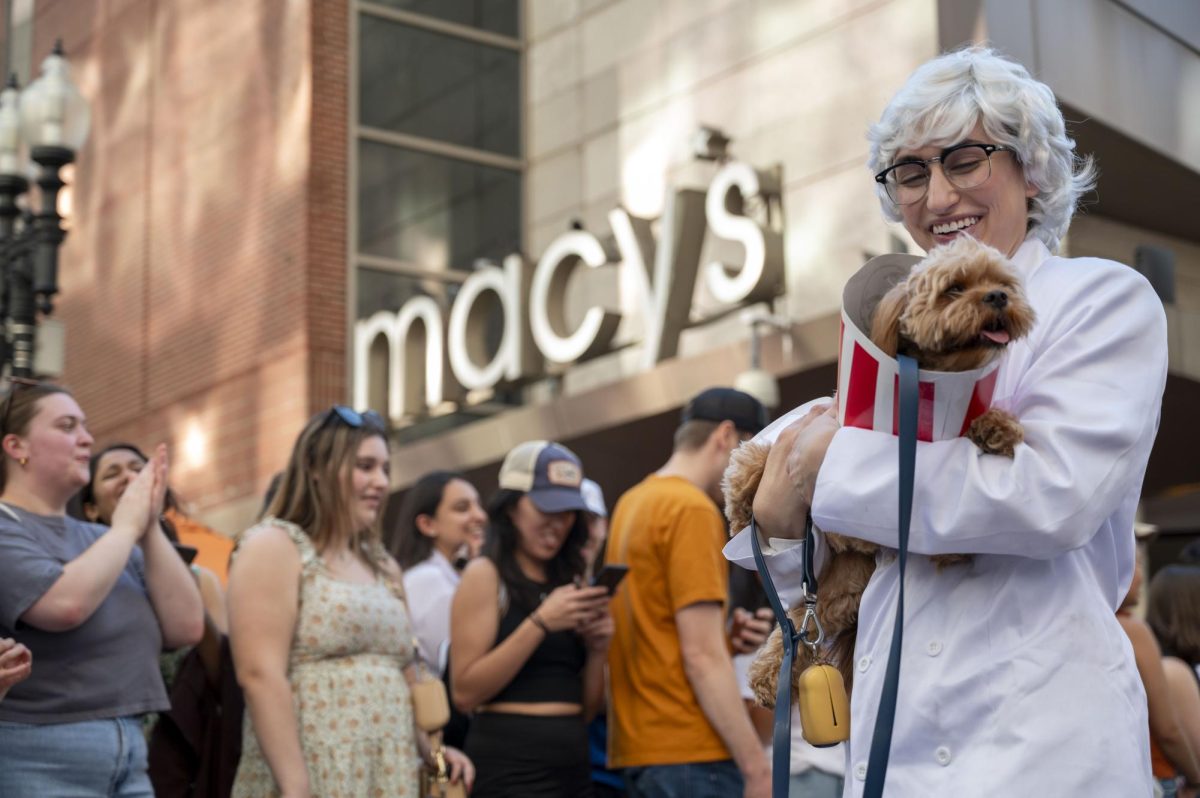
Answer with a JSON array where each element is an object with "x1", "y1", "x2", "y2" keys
[{"x1": 981, "y1": 329, "x2": 1011, "y2": 345}]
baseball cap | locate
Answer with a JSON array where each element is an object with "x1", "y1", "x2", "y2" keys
[
  {"x1": 581, "y1": 478, "x2": 607, "y2": 518},
  {"x1": 498, "y1": 441, "x2": 588, "y2": 514},
  {"x1": 681, "y1": 387, "x2": 769, "y2": 435}
]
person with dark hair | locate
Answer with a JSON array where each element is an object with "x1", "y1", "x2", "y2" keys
[
  {"x1": 394, "y1": 470, "x2": 486, "y2": 673},
  {"x1": 76, "y1": 440, "x2": 241, "y2": 796},
  {"x1": 450, "y1": 440, "x2": 612, "y2": 797},
  {"x1": 0, "y1": 380, "x2": 203, "y2": 796},
  {"x1": 1147, "y1": 565, "x2": 1200, "y2": 798},
  {"x1": 78, "y1": 442, "x2": 227, "y2": 633},
  {"x1": 605, "y1": 387, "x2": 772, "y2": 798},
  {"x1": 1120, "y1": 554, "x2": 1200, "y2": 797},
  {"x1": 81, "y1": 442, "x2": 234, "y2": 586},
  {"x1": 227, "y1": 406, "x2": 472, "y2": 797}
]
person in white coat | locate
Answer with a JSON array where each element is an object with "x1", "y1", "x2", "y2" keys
[{"x1": 727, "y1": 46, "x2": 1167, "y2": 796}]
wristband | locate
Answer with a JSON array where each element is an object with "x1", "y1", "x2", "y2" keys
[{"x1": 530, "y1": 611, "x2": 550, "y2": 635}]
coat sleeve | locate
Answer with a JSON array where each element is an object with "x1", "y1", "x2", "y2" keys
[{"x1": 811, "y1": 259, "x2": 1168, "y2": 559}]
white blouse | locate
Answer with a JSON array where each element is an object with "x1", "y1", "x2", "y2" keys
[
  {"x1": 727, "y1": 237, "x2": 1166, "y2": 796},
  {"x1": 401, "y1": 551, "x2": 460, "y2": 674}
]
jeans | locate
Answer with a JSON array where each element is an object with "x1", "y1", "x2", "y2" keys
[
  {"x1": 790, "y1": 767, "x2": 845, "y2": 798},
  {"x1": 626, "y1": 760, "x2": 743, "y2": 798},
  {"x1": 0, "y1": 716, "x2": 153, "y2": 797}
]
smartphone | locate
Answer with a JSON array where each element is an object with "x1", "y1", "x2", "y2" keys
[
  {"x1": 590, "y1": 564, "x2": 629, "y2": 594},
  {"x1": 172, "y1": 543, "x2": 199, "y2": 566}
]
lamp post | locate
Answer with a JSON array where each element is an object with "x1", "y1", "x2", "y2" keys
[{"x1": 0, "y1": 40, "x2": 89, "y2": 378}]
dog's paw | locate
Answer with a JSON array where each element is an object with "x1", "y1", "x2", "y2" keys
[
  {"x1": 968, "y1": 407, "x2": 1023, "y2": 458},
  {"x1": 722, "y1": 440, "x2": 772, "y2": 533}
]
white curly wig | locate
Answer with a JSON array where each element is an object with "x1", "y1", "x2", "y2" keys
[{"x1": 868, "y1": 46, "x2": 1096, "y2": 252}]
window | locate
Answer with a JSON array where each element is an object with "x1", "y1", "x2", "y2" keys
[{"x1": 353, "y1": 2, "x2": 523, "y2": 428}]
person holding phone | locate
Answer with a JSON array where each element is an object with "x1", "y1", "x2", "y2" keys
[
  {"x1": 451, "y1": 441, "x2": 613, "y2": 797},
  {"x1": 579, "y1": 478, "x2": 629, "y2": 798}
]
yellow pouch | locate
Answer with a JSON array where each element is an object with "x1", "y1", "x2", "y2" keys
[{"x1": 796, "y1": 662, "x2": 850, "y2": 747}]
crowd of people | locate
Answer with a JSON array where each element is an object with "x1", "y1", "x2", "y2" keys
[{"x1": 0, "y1": 45, "x2": 1196, "y2": 798}]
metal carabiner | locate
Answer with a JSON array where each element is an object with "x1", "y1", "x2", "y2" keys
[{"x1": 798, "y1": 604, "x2": 825, "y2": 653}]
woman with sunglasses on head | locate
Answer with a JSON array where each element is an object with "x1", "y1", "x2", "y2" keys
[
  {"x1": 0, "y1": 381, "x2": 204, "y2": 796},
  {"x1": 227, "y1": 406, "x2": 473, "y2": 798},
  {"x1": 451, "y1": 441, "x2": 613, "y2": 797},
  {"x1": 738, "y1": 47, "x2": 1169, "y2": 795}
]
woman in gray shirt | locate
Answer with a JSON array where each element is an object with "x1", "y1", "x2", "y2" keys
[{"x1": 0, "y1": 380, "x2": 204, "y2": 797}]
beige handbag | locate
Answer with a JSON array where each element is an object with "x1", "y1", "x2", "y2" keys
[{"x1": 386, "y1": 573, "x2": 466, "y2": 797}]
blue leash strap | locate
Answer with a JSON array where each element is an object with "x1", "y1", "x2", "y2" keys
[
  {"x1": 863, "y1": 353, "x2": 919, "y2": 797},
  {"x1": 750, "y1": 514, "x2": 815, "y2": 798}
]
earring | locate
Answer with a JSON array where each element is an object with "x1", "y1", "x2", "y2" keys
[{"x1": 18, "y1": 457, "x2": 27, "y2": 467}]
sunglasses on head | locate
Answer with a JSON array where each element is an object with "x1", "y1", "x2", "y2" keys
[
  {"x1": 1, "y1": 377, "x2": 43, "y2": 435},
  {"x1": 324, "y1": 405, "x2": 387, "y2": 432}
]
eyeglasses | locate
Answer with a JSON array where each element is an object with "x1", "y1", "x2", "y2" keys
[
  {"x1": 1, "y1": 378, "x2": 42, "y2": 435},
  {"x1": 874, "y1": 143, "x2": 1016, "y2": 205},
  {"x1": 324, "y1": 405, "x2": 387, "y2": 432}
]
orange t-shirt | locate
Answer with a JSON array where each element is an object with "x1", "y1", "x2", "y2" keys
[
  {"x1": 605, "y1": 474, "x2": 730, "y2": 768},
  {"x1": 165, "y1": 508, "x2": 234, "y2": 585}
]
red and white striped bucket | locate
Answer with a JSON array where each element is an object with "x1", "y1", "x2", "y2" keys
[{"x1": 834, "y1": 253, "x2": 1001, "y2": 442}]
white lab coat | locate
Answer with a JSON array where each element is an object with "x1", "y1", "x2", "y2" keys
[{"x1": 727, "y1": 237, "x2": 1165, "y2": 797}]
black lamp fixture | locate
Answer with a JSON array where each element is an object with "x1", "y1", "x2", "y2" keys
[{"x1": 0, "y1": 39, "x2": 89, "y2": 378}]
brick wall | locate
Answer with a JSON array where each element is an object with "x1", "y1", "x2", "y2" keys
[{"x1": 30, "y1": 0, "x2": 349, "y2": 533}]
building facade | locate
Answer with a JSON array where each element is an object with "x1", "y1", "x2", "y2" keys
[{"x1": 7, "y1": 0, "x2": 1199, "y2": 550}]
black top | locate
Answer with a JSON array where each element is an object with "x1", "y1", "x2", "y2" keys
[{"x1": 490, "y1": 576, "x2": 587, "y2": 704}]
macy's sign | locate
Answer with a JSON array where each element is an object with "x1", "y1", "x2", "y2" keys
[{"x1": 354, "y1": 160, "x2": 785, "y2": 421}]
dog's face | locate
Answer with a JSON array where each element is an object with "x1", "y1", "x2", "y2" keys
[{"x1": 869, "y1": 238, "x2": 1036, "y2": 372}]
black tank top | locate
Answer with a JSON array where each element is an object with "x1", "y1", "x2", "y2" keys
[{"x1": 490, "y1": 578, "x2": 587, "y2": 704}]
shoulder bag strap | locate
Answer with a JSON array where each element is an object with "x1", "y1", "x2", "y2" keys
[
  {"x1": 862, "y1": 352, "x2": 919, "y2": 797},
  {"x1": 749, "y1": 515, "x2": 812, "y2": 798}
]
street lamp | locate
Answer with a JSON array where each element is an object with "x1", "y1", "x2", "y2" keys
[{"x1": 0, "y1": 40, "x2": 89, "y2": 378}]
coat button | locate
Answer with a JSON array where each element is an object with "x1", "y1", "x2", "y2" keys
[
  {"x1": 854, "y1": 762, "x2": 868, "y2": 781},
  {"x1": 857, "y1": 656, "x2": 871, "y2": 672},
  {"x1": 935, "y1": 746, "x2": 952, "y2": 766},
  {"x1": 927, "y1": 640, "x2": 943, "y2": 656}
]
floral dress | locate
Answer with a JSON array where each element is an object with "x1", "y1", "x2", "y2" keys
[{"x1": 232, "y1": 520, "x2": 420, "y2": 798}]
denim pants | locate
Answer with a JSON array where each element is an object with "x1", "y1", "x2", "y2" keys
[
  {"x1": 625, "y1": 760, "x2": 743, "y2": 798},
  {"x1": 789, "y1": 767, "x2": 845, "y2": 798},
  {"x1": 0, "y1": 716, "x2": 153, "y2": 797}
]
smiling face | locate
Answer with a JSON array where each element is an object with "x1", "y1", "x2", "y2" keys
[
  {"x1": 896, "y1": 122, "x2": 1037, "y2": 258},
  {"x1": 9, "y1": 393, "x2": 95, "y2": 501},
  {"x1": 420, "y1": 478, "x2": 487, "y2": 559},
  {"x1": 509, "y1": 495, "x2": 576, "y2": 565},
  {"x1": 349, "y1": 435, "x2": 390, "y2": 532},
  {"x1": 86, "y1": 447, "x2": 146, "y2": 524}
]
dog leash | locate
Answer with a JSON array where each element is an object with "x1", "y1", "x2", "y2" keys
[
  {"x1": 862, "y1": 351, "x2": 919, "y2": 797},
  {"x1": 749, "y1": 354, "x2": 917, "y2": 797},
  {"x1": 749, "y1": 513, "x2": 817, "y2": 798}
]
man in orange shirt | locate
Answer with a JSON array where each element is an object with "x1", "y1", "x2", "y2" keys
[{"x1": 605, "y1": 388, "x2": 772, "y2": 798}]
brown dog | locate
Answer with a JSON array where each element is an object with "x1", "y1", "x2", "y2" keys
[{"x1": 724, "y1": 235, "x2": 1036, "y2": 708}]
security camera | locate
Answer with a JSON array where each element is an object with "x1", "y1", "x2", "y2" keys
[{"x1": 692, "y1": 126, "x2": 731, "y2": 162}]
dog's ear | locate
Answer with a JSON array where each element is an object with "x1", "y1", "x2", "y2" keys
[{"x1": 869, "y1": 283, "x2": 906, "y2": 358}]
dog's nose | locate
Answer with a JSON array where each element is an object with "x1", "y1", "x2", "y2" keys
[{"x1": 983, "y1": 290, "x2": 1008, "y2": 309}]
